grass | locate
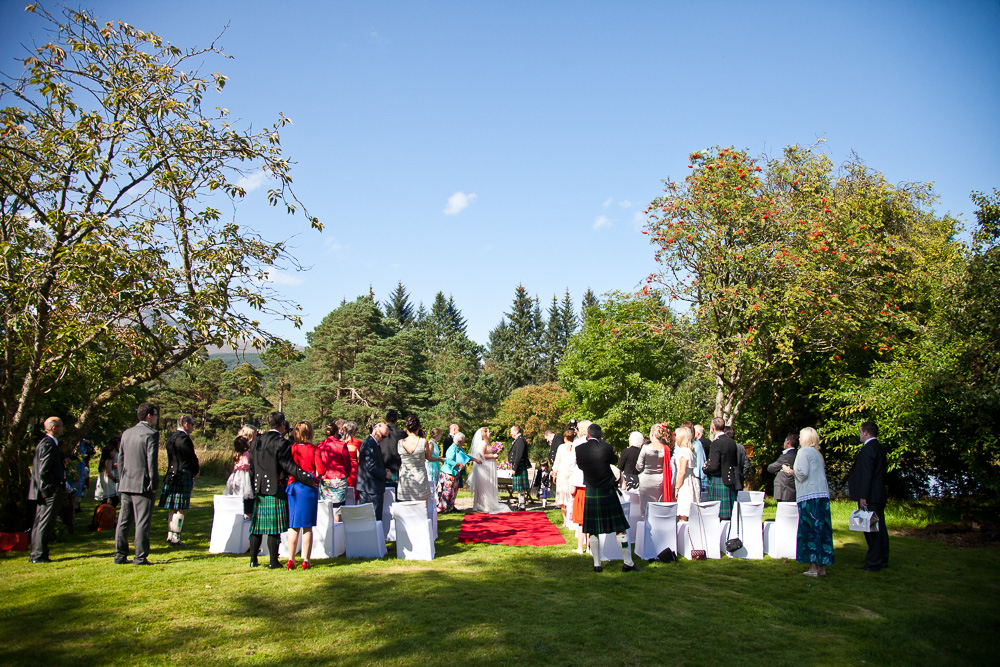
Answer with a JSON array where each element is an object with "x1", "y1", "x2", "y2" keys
[{"x1": 1, "y1": 476, "x2": 997, "y2": 667}]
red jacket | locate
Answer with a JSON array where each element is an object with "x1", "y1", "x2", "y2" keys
[
  {"x1": 316, "y1": 436, "x2": 353, "y2": 481},
  {"x1": 288, "y1": 442, "x2": 317, "y2": 486}
]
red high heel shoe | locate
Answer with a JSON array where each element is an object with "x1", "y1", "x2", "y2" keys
[
  {"x1": 301, "y1": 561, "x2": 310, "y2": 571},
  {"x1": 285, "y1": 558, "x2": 296, "y2": 571}
]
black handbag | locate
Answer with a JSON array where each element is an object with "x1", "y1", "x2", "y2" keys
[{"x1": 725, "y1": 501, "x2": 743, "y2": 553}]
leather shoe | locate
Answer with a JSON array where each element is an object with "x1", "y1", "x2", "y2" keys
[
  {"x1": 167, "y1": 540, "x2": 186, "y2": 548},
  {"x1": 267, "y1": 563, "x2": 282, "y2": 569},
  {"x1": 249, "y1": 561, "x2": 260, "y2": 568},
  {"x1": 29, "y1": 556, "x2": 52, "y2": 564},
  {"x1": 622, "y1": 563, "x2": 638, "y2": 573},
  {"x1": 593, "y1": 565, "x2": 603, "y2": 573},
  {"x1": 114, "y1": 559, "x2": 131, "y2": 565},
  {"x1": 862, "y1": 565, "x2": 883, "y2": 572},
  {"x1": 133, "y1": 559, "x2": 154, "y2": 566}
]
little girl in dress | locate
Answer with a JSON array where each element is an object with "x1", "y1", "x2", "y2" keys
[{"x1": 225, "y1": 435, "x2": 255, "y2": 518}]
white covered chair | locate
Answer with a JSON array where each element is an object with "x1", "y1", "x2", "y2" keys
[
  {"x1": 392, "y1": 500, "x2": 436, "y2": 561},
  {"x1": 635, "y1": 501, "x2": 678, "y2": 561},
  {"x1": 344, "y1": 487, "x2": 356, "y2": 506},
  {"x1": 342, "y1": 503, "x2": 387, "y2": 559},
  {"x1": 625, "y1": 490, "x2": 641, "y2": 543},
  {"x1": 278, "y1": 501, "x2": 346, "y2": 559},
  {"x1": 764, "y1": 501, "x2": 799, "y2": 558},
  {"x1": 382, "y1": 487, "x2": 396, "y2": 542},
  {"x1": 598, "y1": 497, "x2": 633, "y2": 561},
  {"x1": 209, "y1": 495, "x2": 250, "y2": 554},
  {"x1": 426, "y1": 495, "x2": 438, "y2": 539},
  {"x1": 676, "y1": 520, "x2": 688, "y2": 556},
  {"x1": 737, "y1": 490, "x2": 765, "y2": 503},
  {"x1": 723, "y1": 501, "x2": 764, "y2": 559},
  {"x1": 685, "y1": 501, "x2": 722, "y2": 559}
]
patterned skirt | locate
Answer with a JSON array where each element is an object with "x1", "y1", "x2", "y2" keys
[
  {"x1": 797, "y1": 497, "x2": 835, "y2": 565},
  {"x1": 436, "y1": 472, "x2": 460, "y2": 513},
  {"x1": 582, "y1": 486, "x2": 629, "y2": 536},
  {"x1": 158, "y1": 470, "x2": 193, "y2": 510},
  {"x1": 707, "y1": 475, "x2": 737, "y2": 520},
  {"x1": 320, "y1": 477, "x2": 348, "y2": 504},
  {"x1": 511, "y1": 469, "x2": 530, "y2": 493},
  {"x1": 250, "y1": 495, "x2": 289, "y2": 535}
]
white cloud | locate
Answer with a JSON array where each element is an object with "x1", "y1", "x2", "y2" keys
[
  {"x1": 370, "y1": 29, "x2": 388, "y2": 44},
  {"x1": 266, "y1": 270, "x2": 304, "y2": 286},
  {"x1": 444, "y1": 191, "x2": 477, "y2": 215},
  {"x1": 602, "y1": 197, "x2": 614, "y2": 209},
  {"x1": 593, "y1": 215, "x2": 614, "y2": 230},
  {"x1": 619, "y1": 200, "x2": 633, "y2": 208},
  {"x1": 323, "y1": 236, "x2": 344, "y2": 253},
  {"x1": 237, "y1": 170, "x2": 268, "y2": 193},
  {"x1": 632, "y1": 210, "x2": 646, "y2": 230}
]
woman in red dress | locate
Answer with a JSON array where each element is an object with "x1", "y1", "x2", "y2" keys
[{"x1": 316, "y1": 423, "x2": 352, "y2": 519}]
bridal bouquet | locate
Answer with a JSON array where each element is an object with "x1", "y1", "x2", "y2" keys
[{"x1": 490, "y1": 441, "x2": 504, "y2": 455}]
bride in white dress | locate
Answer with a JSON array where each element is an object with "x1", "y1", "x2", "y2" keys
[{"x1": 469, "y1": 427, "x2": 511, "y2": 514}]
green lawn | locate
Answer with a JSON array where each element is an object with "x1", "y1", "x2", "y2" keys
[{"x1": 1, "y1": 480, "x2": 997, "y2": 666}]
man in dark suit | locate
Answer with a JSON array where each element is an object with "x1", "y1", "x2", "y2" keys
[
  {"x1": 159, "y1": 415, "x2": 200, "y2": 547},
  {"x1": 724, "y1": 425, "x2": 752, "y2": 491},
  {"x1": 703, "y1": 417, "x2": 738, "y2": 520},
  {"x1": 28, "y1": 417, "x2": 67, "y2": 563},
  {"x1": 508, "y1": 425, "x2": 531, "y2": 511},
  {"x1": 357, "y1": 423, "x2": 389, "y2": 534},
  {"x1": 766, "y1": 433, "x2": 798, "y2": 502},
  {"x1": 381, "y1": 409, "x2": 404, "y2": 488},
  {"x1": 574, "y1": 423, "x2": 635, "y2": 573},
  {"x1": 115, "y1": 403, "x2": 160, "y2": 565},
  {"x1": 849, "y1": 420, "x2": 889, "y2": 572}
]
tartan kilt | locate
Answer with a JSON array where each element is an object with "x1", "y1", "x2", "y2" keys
[
  {"x1": 511, "y1": 469, "x2": 530, "y2": 493},
  {"x1": 582, "y1": 485, "x2": 629, "y2": 535},
  {"x1": 707, "y1": 476, "x2": 738, "y2": 520},
  {"x1": 158, "y1": 470, "x2": 193, "y2": 510},
  {"x1": 250, "y1": 495, "x2": 289, "y2": 535}
]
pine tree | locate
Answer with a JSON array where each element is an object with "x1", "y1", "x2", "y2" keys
[
  {"x1": 542, "y1": 295, "x2": 562, "y2": 381},
  {"x1": 581, "y1": 288, "x2": 598, "y2": 322},
  {"x1": 560, "y1": 288, "x2": 578, "y2": 339},
  {"x1": 383, "y1": 281, "x2": 415, "y2": 327},
  {"x1": 445, "y1": 295, "x2": 468, "y2": 336},
  {"x1": 487, "y1": 284, "x2": 545, "y2": 395}
]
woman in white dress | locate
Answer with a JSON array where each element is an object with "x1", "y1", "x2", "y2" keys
[
  {"x1": 469, "y1": 427, "x2": 511, "y2": 514},
  {"x1": 673, "y1": 426, "x2": 699, "y2": 521},
  {"x1": 551, "y1": 428, "x2": 577, "y2": 524}
]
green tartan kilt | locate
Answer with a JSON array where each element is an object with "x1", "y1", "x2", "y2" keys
[
  {"x1": 158, "y1": 470, "x2": 193, "y2": 510},
  {"x1": 511, "y1": 469, "x2": 530, "y2": 493},
  {"x1": 582, "y1": 486, "x2": 629, "y2": 535},
  {"x1": 250, "y1": 495, "x2": 289, "y2": 535},
  {"x1": 706, "y1": 476, "x2": 738, "y2": 520}
]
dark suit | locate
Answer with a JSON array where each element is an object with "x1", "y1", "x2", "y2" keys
[
  {"x1": 115, "y1": 422, "x2": 159, "y2": 564},
  {"x1": 381, "y1": 424, "x2": 404, "y2": 486},
  {"x1": 508, "y1": 435, "x2": 529, "y2": 475},
  {"x1": 357, "y1": 435, "x2": 388, "y2": 530},
  {"x1": 164, "y1": 429, "x2": 199, "y2": 480},
  {"x1": 28, "y1": 434, "x2": 65, "y2": 561},
  {"x1": 704, "y1": 434, "x2": 738, "y2": 485},
  {"x1": 249, "y1": 430, "x2": 314, "y2": 501},
  {"x1": 766, "y1": 448, "x2": 797, "y2": 501},
  {"x1": 734, "y1": 442, "x2": 750, "y2": 491},
  {"x1": 548, "y1": 434, "x2": 564, "y2": 465},
  {"x1": 849, "y1": 437, "x2": 889, "y2": 570}
]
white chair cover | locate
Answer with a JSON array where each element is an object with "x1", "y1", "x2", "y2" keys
[
  {"x1": 341, "y1": 503, "x2": 387, "y2": 559},
  {"x1": 737, "y1": 490, "x2": 765, "y2": 503},
  {"x1": 635, "y1": 501, "x2": 678, "y2": 561},
  {"x1": 278, "y1": 501, "x2": 346, "y2": 559},
  {"x1": 427, "y1": 495, "x2": 438, "y2": 539},
  {"x1": 598, "y1": 498, "x2": 633, "y2": 561},
  {"x1": 625, "y1": 490, "x2": 641, "y2": 543},
  {"x1": 209, "y1": 495, "x2": 249, "y2": 554},
  {"x1": 723, "y1": 501, "x2": 765, "y2": 559},
  {"x1": 685, "y1": 501, "x2": 722, "y2": 559},
  {"x1": 382, "y1": 487, "x2": 396, "y2": 542},
  {"x1": 764, "y1": 501, "x2": 799, "y2": 558},
  {"x1": 675, "y1": 519, "x2": 688, "y2": 556},
  {"x1": 392, "y1": 500, "x2": 436, "y2": 561}
]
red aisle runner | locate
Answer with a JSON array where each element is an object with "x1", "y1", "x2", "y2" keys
[{"x1": 458, "y1": 511, "x2": 566, "y2": 547}]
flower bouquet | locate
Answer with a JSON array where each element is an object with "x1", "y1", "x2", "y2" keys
[{"x1": 490, "y1": 441, "x2": 504, "y2": 455}]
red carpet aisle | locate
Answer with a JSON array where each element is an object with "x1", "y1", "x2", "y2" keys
[{"x1": 458, "y1": 511, "x2": 566, "y2": 547}]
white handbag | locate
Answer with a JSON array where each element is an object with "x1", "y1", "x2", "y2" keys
[{"x1": 848, "y1": 508, "x2": 879, "y2": 533}]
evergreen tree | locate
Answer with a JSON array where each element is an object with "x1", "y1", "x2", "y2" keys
[
  {"x1": 581, "y1": 288, "x2": 599, "y2": 322},
  {"x1": 445, "y1": 296, "x2": 468, "y2": 336},
  {"x1": 542, "y1": 295, "x2": 562, "y2": 382},
  {"x1": 487, "y1": 284, "x2": 545, "y2": 395},
  {"x1": 383, "y1": 281, "x2": 415, "y2": 327},
  {"x1": 560, "y1": 288, "x2": 578, "y2": 339}
]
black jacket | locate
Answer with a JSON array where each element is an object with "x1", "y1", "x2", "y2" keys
[
  {"x1": 848, "y1": 438, "x2": 887, "y2": 504},
  {"x1": 381, "y1": 424, "x2": 405, "y2": 478},
  {"x1": 28, "y1": 435, "x2": 65, "y2": 500},
  {"x1": 766, "y1": 448, "x2": 797, "y2": 501},
  {"x1": 164, "y1": 429, "x2": 200, "y2": 480},
  {"x1": 249, "y1": 430, "x2": 315, "y2": 499},
  {"x1": 575, "y1": 438, "x2": 618, "y2": 490},
  {"x1": 704, "y1": 434, "x2": 738, "y2": 486},
  {"x1": 547, "y1": 434, "x2": 564, "y2": 464},
  {"x1": 508, "y1": 435, "x2": 530, "y2": 475}
]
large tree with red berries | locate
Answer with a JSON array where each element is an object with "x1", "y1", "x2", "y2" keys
[{"x1": 641, "y1": 144, "x2": 958, "y2": 424}]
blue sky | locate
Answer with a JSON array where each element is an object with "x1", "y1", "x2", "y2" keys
[{"x1": 3, "y1": 1, "x2": 999, "y2": 346}]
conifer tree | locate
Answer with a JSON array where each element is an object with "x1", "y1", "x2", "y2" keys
[{"x1": 383, "y1": 281, "x2": 415, "y2": 327}]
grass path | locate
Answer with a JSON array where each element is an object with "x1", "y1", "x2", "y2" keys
[{"x1": 1, "y1": 479, "x2": 997, "y2": 666}]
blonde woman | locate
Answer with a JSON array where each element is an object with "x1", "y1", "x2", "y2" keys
[
  {"x1": 673, "y1": 427, "x2": 699, "y2": 521},
  {"x1": 635, "y1": 423, "x2": 670, "y2": 519},
  {"x1": 783, "y1": 427, "x2": 834, "y2": 577}
]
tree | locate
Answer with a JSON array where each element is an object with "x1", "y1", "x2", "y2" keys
[
  {"x1": 0, "y1": 6, "x2": 320, "y2": 525},
  {"x1": 490, "y1": 383, "x2": 576, "y2": 463},
  {"x1": 383, "y1": 281, "x2": 415, "y2": 327},
  {"x1": 487, "y1": 284, "x2": 544, "y2": 395},
  {"x1": 642, "y1": 144, "x2": 954, "y2": 424},
  {"x1": 581, "y1": 288, "x2": 598, "y2": 320},
  {"x1": 260, "y1": 340, "x2": 303, "y2": 413}
]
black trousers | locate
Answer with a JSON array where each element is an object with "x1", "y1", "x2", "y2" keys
[
  {"x1": 864, "y1": 502, "x2": 889, "y2": 569},
  {"x1": 30, "y1": 493, "x2": 63, "y2": 561}
]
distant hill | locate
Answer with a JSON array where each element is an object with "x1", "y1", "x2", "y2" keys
[{"x1": 209, "y1": 351, "x2": 263, "y2": 370}]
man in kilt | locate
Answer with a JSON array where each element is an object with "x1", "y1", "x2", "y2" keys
[
  {"x1": 702, "y1": 417, "x2": 738, "y2": 520},
  {"x1": 508, "y1": 425, "x2": 530, "y2": 511},
  {"x1": 114, "y1": 403, "x2": 159, "y2": 565},
  {"x1": 248, "y1": 412, "x2": 318, "y2": 569},
  {"x1": 575, "y1": 423, "x2": 637, "y2": 573},
  {"x1": 158, "y1": 415, "x2": 199, "y2": 547}
]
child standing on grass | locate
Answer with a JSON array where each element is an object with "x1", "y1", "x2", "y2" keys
[
  {"x1": 226, "y1": 435, "x2": 255, "y2": 518},
  {"x1": 536, "y1": 460, "x2": 552, "y2": 507}
]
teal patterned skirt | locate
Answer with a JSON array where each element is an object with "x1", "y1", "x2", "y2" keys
[{"x1": 796, "y1": 497, "x2": 835, "y2": 565}]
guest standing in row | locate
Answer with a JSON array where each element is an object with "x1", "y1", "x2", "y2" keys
[
  {"x1": 226, "y1": 433, "x2": 255, "y2": 518},
  {"x1": 357, "y1": 423, "x2": 389, "y2": 531},
  {"x1": 159, "y1": 415, "x2": 199, "y2": 547},
  {"x1": 508, "y1": 425, "x2": 530, "y2": 512},
  {"x1": 425, "y1": 427, "x2": 443, "y2": 495},
  {"x1": 316, "y1": 422, "x2": 352, "y2": 518},
  {"x1": 618, "y1": 431, "x2": 642, "y2": 491},
  {"x1": 552, "y1": 428, "x2": 577, "y2": 524},
  {"x1": 634, "y1": 427, "x2": 666, "y2": 520},
  {"x1": 93, "y1": 438, "x2": 120, "y2": 509},
  {"x1": 673, "y1": 427, "x2": 699, "y2": 521},
  {"x1": 342, "y1": 421, "x2": 361, "y2": 493},
  {"x1": 115, "y1": 403, "x2": 160, "y2": 566},
  {"x1": 576, "y1": 423, "x2": 635, "y2": 573},
  {"x1": 28, "y1": 417, "x2": 67, "y2": 564},
  {"x1": 286, "y1": 421, "x2": 319, "y2": 570},
  {"x1": 397, "y1": 415, "x2": 442, "y2": 502},
  {"x1": 849, "y1": 420, "x2": 889, "y2": 572},
  {"x1": 703, "y1": 417, "x2": 738, "y2": 520},
  {"x1": 437, "y1": 432, "x2": 477, "y2": 513},
  {"x1": 248, "y1": 412, "x2": 317, "y2": 569},
  {"x1": 382, "y1": 409, "x2": 404, "y2": 489},
  {"x1": 767, "y1": 433, "x2": 798, "y2": 502},
  {"x1": 786, "y1": 427, "x2": 834, "y2": 577}
]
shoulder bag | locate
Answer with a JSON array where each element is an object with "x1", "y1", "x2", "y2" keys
[
  {"x1": 725, "y1": 501, "x2": 743, "y2": 553},
  {"x1": 691, "y1": 503, "x2": 707, "y2": 560}
]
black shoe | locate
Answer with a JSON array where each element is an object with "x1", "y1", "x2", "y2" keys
[
  {"x1": 267, "y1": 563, "x2": 282, "y2": 570},
  {"x1": 133, "y1": 560, "x2": 154, "y2": 566},
  {"x1": 862, "y1": 565, "x2": 882, "y2": 572},
  {"x1": 114, "y1": 558, "x2": 131, "y2": 565},
  {"x1": 29, "y1": 556, "x2": 52, "y2": 564},
  {"x1": 622, "y1": 563, "x2": 638, "y2": 572},
  {"x1": 249, "y1": 561, "x2": 260, "y2": 568},
  {"x1": 167, "y1": 540, "x2": 186, "y2": 548},
  {"x1": 593, "y1": 565, "x2": 603, "y2": 573}
]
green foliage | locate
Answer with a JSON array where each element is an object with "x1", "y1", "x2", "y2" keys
[
  {"x1": 490, "y1": 382, "x2": 576, "y2": 462},
  {"x1": 383, "y1": 281, "x2": 415, "y2": 328},
  {"x1": 487, "y1": 284, "x2": 546, "y2": 395}
]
